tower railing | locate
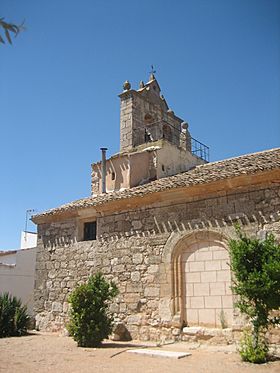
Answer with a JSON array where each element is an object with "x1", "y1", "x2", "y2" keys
[
  {"x1": 132, "y1": 120, "x2": 210, "y2": 163},
  {"x1": 191, "y1": 137, "x2": 209, "y2": 162}
]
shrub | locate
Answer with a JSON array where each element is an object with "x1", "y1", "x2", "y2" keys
[
  {"x1": 67, "y1": 273, "x2": 118, "y2": 347},
  {"x1": 0, "y1": 292, "x2": 29, "y2": 338},
  {"x1": 229, "y1": 227, "x2": 280, "y2": 363},
  {"x1": 239, "y1": 331, "x2": 268, "y2": 364}
]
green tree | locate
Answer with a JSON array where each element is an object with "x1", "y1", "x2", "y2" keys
[
  {"x1": 67, "y1": 273, "x2": 118, "y2": 347},
  {"x1": 229, "y1": 227, "x2": 280, "y2": 363},
  {"x1": 0, "y1": 18, "x2": 24, "y2": 44}
]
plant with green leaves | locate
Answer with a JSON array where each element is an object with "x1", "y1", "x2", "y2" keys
[
  {"x1": 0, "y1": 292, "x2": 29, "y2": 338},
  {"x1": 229, "y1": 227, "x2": 280, "y2": 363},
  {"x1": 67, "y1": 273, "x2": 118, "y2": 347}
]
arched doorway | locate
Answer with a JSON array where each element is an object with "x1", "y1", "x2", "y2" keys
[{"x1": 171, "y1": 231, "x2": 233, "y2": 328}]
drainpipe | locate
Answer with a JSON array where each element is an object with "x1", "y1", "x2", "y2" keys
[{"x1": 100, "y1": 147, "x2": 108, "y2": 193}]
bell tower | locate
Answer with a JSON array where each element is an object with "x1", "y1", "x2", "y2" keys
[
  {"x1": 119, "y1": 74, "x2": 191, "y2": 153},
  {"x1": 91, "y1": 74, "x2": 208, "y2": 196}
]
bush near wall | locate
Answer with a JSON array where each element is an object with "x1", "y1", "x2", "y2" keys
[
  {"x1": 67, "y1": 273, "x2": 118, "y2": 347},
  {"x1": 229, "y1": 228, "x2": 280, "y2": 363},
  {"x1": 0, "y1": 292, "x2": 29, "y2": 338}
]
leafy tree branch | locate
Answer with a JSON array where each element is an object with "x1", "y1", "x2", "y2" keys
[{"x1": 0, "y1": 18, "x2": 24, "y2": 44}]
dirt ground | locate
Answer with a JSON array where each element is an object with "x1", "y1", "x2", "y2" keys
[{"x1": 0, "y1": 332, "x2": 279, "y2": 373}]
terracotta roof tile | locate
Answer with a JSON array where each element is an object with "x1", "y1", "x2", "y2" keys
[{"x1": 32, "y1": 148, "x2": 280, "y2": 221}]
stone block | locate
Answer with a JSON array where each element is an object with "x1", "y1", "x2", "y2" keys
[
  {"x1": 185, "y1": 283, "x2": 193, "y2": 296},
  {"x1": 194, "y1": 283, "x2": 209, "y2": 296},
  {"x1": 210, "y1": 282, "x2": 225, "y2": 296},
  {"x1": 213, "y1": 250, "x2": 229, "y2": 260},
  {"x1": 201, "y1": 271, "x2": 216, "y2": 283},
  {"x1": 195, "y1": 251, "x2": 212, "y2": 261},
  {"x1": 186, "y1": 309, "x2": 198, "y2": 324},
  {"x1": 111, "y1": 258, "x2": 119, "y2": 266},
  {"x1": 185, "y1": 297, "x2": 191, "y2": 308},
  {"x1": 109, "y1": 303, "x2": 119, "y2": 313},
  {"x1": 132, "y1": 220, "x2": 142, "y2": 229},
  {"x1": 144, "y1": 274, "x2": 155, "y2": 283},
  {"x1": 222, "y1": 295, "x2": 233, "y2": 308},
  {"x1": 172, "y1": 327, "x2": 181, "y2": 336},
  {"x1": 147, "y1": 255, "x2": 162, "y2": 264},
  {"x1": 190, "y1": 296, "x2": 204, "y2": 309},
  {"x1": 147, "y1": 300, "x2": 158, "y2": 309},
  {"x1": 187, "y1": 272, "x2": 201, "y2": 283},
  {"x1": 119, "y1": 303, "x2": 127, "y2": 313},
  {"x1": 124, "y1": 293, "x2": 140, "y2": 303},
  {"x1": 48, "y1": 269, "x2": 57, "y2": 279},
  {"x1": 131, "y1": 271, "x2": 141, "y2": 282},
  {"x1": 46, "y1": 280, "x2": 53, "y2": 289},
  {"x1": 221, "y1": 260, "x2": 230, "y2": 270},
  {"x1": 144, "y1": 287, "x2": 160, "y2": 297},
  {"x1": 114, "y1": 264, "x2": 125, "y2": 273},
  {"x1": 205, "y1": 260, "x2": 221, "y2": 271},
  {"x1": 216, "y1": 270, "x2": 231, "y2": 282},
  {"x1": 225, "y1": 282, "x2": 232, "y2": 295},
  {"x1": 126, "y1": 283, "x2": 143, "y2": 293},
  {"x1": 132, "y1": 253, "x2": 143, "y2": 264},
  {"x1": 216, "y1": 309, "x2": 233, "y2": 327},
  {"x1": 159, "y1": 298, "x2": 172, "y2": 321},
  {"x1": 198, "y1": 309, "x2": 216, "y2": 325},
  {"x1": 51, "y1": 302, "x2": 62, "y2": 312},
  {"x1": 127, "y1": 302, "x2": 140, "y2": 311},
  {"x1": 147, "y1": 264, "x2": 159, "y2": 274},
  {"x1": 205, "y1": 296, "x2": 222, "y2": 309},
  {"x1": 112, "y1": 322, "x2": 131, "y2": 341},
  {"x1": 182, "y1": 326, "x2": 204, "y2": 335},
  {"x1": 127, "y1": 315, "x2": 141, "y2": 325},
  {"x1": 189, "y1": 261, "x2": 205, "y2": 272},
  {"x1": 62, "y1": 302, "x2": 68, "y2": 313},
  {"x1": 127, "y1": 349, "x2": 191, "y2": 359}
]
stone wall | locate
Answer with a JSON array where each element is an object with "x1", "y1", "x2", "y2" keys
[{"x1": 34, "y1": 183, "x2": 280, "y2": 340}]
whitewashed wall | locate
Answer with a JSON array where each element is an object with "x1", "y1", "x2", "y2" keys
[{"x1": 0, "y1": 235, "x2": 37, "y2": 316}]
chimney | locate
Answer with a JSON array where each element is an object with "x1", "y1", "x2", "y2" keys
[{"x1": 100, "y1": 148, "x2": 108, "y2": 193}]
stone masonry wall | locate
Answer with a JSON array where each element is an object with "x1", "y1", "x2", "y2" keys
[{"x1": 34, "y1": 184, "x2": 280, "y2": 340}]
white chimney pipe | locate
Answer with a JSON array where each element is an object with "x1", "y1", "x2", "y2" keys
[{"x1": 100, "y1": 148, "x2": 107, "y2": 193}]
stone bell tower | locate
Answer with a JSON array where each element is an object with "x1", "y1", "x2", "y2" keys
[
  {"x1": 91, "y1": 74, "x2": 208, "y2": 195},
  {"x1": 119, "y1": 73, "x2": 192, "y2": 153}
]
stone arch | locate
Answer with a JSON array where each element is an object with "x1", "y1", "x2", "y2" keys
[
  {"x1": 162, "y1": 123, "x2": 172, "y2": 143},
  {"x1": 162, "y1": 230, "x2": 233, "y2": 328}
]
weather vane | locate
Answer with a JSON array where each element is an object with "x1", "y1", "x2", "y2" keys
[{"x1": 150, "y1": 65, "x2": 156, "y2": 75}]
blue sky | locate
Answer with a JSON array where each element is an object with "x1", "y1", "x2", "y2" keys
[{"x1": 1, "y1": 0, "x2": 279, "y2": 250}]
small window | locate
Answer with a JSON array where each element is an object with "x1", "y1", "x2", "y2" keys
[
  {"x1": 162, "y1": 164, "x2": 165, "y2": 172},
  {"x1": 84, "y1": 221, "x2": 96, "y2": 241},
  {"x1": 111, "y1": 172, "x2": 116, "y2": 180}
]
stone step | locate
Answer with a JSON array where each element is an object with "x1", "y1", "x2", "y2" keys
[{"x1": 127, "y1": 349, "x2": 191, "y2": 359}]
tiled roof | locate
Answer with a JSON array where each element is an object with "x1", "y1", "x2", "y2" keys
[
  {"x1": 0, "y1": 250, "x2": 17, "y2": 256},
  {"x1": 32, "y1": 148, "x2": 280, "y2": 221}
]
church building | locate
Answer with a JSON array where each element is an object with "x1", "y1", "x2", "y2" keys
[{"x1": 32, "y1": 74, "x2": 280, "y2": 341}]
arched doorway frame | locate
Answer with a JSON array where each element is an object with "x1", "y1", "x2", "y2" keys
[{"x1": 162, "y1": 229, "x2": 231, "y2": 325}]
